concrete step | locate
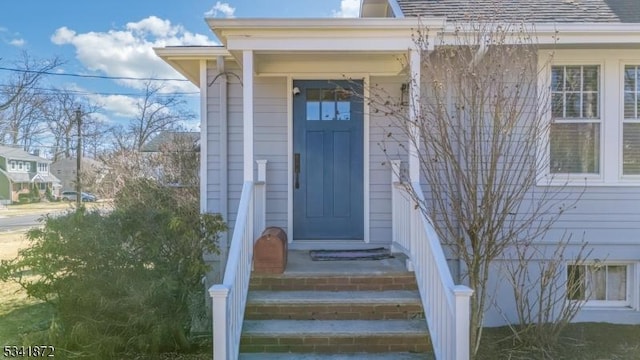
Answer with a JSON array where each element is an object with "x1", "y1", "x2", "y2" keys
[
  {"x1": 249, "y1": 273, "x2": 418, "y2": 291},
  {"x1": 239, "y1": 319, "x2": 431, "y2": 353},
  {"x1": 239, "y1": 353, "x2": 433, "y2": 359},
  {"x1": 245, "y1": 290, "x2": 424, "y2": 320}
]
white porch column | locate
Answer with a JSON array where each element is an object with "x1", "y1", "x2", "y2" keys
[
  {"x1": 243, "y1": 50, "x2": 254, "y2": 182},
  {"x1": 408, "y1": 48, "x2": 421, "y2": 184},
  {"x1": 199, "y1": 59, "x2": 208, "y2": 213}
]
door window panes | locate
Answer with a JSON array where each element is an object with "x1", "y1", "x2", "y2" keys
[
  {"x1": 306, "y1": 87, "x2": 352, "y2": 121},
  {"x1": 306, "y1": 89, "x2": 321, "y2": 121}
]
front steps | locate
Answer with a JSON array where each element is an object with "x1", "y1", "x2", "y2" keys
[{"x1": 239, "y1": 268, "x2": 433, "y2": 358}]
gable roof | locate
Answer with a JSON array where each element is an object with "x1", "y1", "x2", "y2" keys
[
  {"x1": 395, "y1": 0, "x2": 640, "y2": 23},
  {"x1": 141, "y1": 131, "x2": 200, "y2": 152},
  {"x1": 0, "y1": 145, "x2": 49, "y2": 163}
]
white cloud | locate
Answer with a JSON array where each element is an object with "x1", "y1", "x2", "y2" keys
[
  {"x1": 9, "y1": 38, "x2": 25, "y2": 47},
  {"x1": 332, "y1": 0, "x2": 361, "y2": 18},
  {"x1": 204, "y1": 2, "x2": 236, "y2": 18},
  {"x1": 50, "y1": 16, "x2": 217, "y2": 92},
  {"x1": 89, "y1": 94, "x2": 140, "y2": 118}
]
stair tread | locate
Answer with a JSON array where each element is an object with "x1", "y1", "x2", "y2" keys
[
  {"x1": 239, "y1": 353, "x2": 433, "y2": 359},
  {"x1": 247, "y1": 290, "x2": 421, "y2": 304},
  {"x1": 242, "y1": 319, "x2": 428, "y2": 336}
]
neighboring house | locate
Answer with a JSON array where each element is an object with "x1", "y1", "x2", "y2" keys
[
  {"x1": 156, "y1": 0, "x2": 640, "y2": 358},
  {"x1": 141, "y1": 131, "x2": 200, "y2": 187},
  {"x1": 141, "y1": 131, "x2": 200, "y2": 153},
  {"x1": 0, "y1": 145, "x2": 61, "y2": 204},
  {"x1": 50, "y1": 157, "x2": 108, "y2": 194}
]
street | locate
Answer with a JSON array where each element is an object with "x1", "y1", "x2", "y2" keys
[{"x1": 0, "y1": 213, "x2": 52, "y2": 232}]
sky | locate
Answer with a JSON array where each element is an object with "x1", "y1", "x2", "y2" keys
[{"x1": 0, "y1": 0, "x2": 360, "y2": 141}]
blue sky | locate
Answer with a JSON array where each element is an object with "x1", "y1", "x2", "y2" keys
[{"x1": 0, "y1": 0, "x2": 360, "y2": 133}]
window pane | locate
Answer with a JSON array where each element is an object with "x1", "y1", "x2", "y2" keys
[
  {"x1": 588, "y1": 266, "x2": 606, "y2": 300},
  {"x1": 623, "y1": 123, "x2": 640, "y2": 175},
  {"x1": 306, "y1": 89, "x2": 321, "y2": 121},
  {"x1": 624, "y1": 92, "x2": 637, "y2": 119},
  {"x1": 551, "y1": 67, "x2": 564, "y2": 91},
  {"x1": 550, "y1": 123, "x2": 600, "y2": 174},
  {"x1": 582, "y1": 92, "x2": 599, "y2": 118},
  {"x1": 582, "y1": 66, "x2": 599, "y2": 91},
  {"x1": 320, "y1": 89, "x2": 335, "y2": 121},
  {"x1": 567, "y1": 265, "x2": 585, "y2": 300},
  {"x1": 607, "y1": 266, "x2": 627, "y2": 301},
  {"x1": 624, "y1": 66, "x2": 636, "y2": 92},
  {"x1": 565, "y1": 66, "x2": 582, "y2": 91},
  {"x1": 336, "y1": 101, "x2": 350, "y2": 120},
  {"x1": 552, "y1": 93, "x2": 564, "y2": 118},
  {"x1": 565, "y1": 93, "x2": 580, "y2": 118}
]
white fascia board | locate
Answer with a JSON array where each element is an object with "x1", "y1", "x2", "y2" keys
[
  {"x1": 153, "y1": 46, "x2": 230, "y2": 59},
  {"x1": 154, "y1": 46, "x2": 233, "y2": 86},
  {"x1": 208, "y1": 17, "x2": 446, "y2": 47},
  {"x1": 225, "y1": 36, "x2": 416, "y2": 52}
]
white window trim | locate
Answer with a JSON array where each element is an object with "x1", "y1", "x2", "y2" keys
[
  {"x1": 538, "y1": 49, "x2": 640, "y2": 186},
  {"x1": 9, "y1": 160, "x2": 17, "y2": 171},
  {"x1": 568, "y1": 262, "x2": 636, "y2": 309},
  {"x1": 540, "y1": 59, "x2": 605, "y2": 185},
  {"x1": 620, "y1": 61, "x2": 640, "y2": 182}
]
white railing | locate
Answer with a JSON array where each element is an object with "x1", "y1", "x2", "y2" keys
[
  {"x1": 391, "y1": 162, "x2": 474, "y2": 360},
  {"x1": 209, "y1": 161, "x2": 267, "y2": 360}
]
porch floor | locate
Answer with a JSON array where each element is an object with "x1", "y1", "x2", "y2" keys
[{"x1": 282, "y1": 250, "x2": 410, "y2": 275}]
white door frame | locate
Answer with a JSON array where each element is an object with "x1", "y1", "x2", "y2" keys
[{"x1": 287, "y1": 74, "x2": 370, "y2": 249}]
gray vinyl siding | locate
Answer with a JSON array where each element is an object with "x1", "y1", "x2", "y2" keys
[
  {"x1": 253, "y1": 77, "x2": 288, "y2": 231},
  {"x1": 206, "y1": 69, "x2": 289, "y2": 235},
  {"x1": 369, "y1": 76, "x2": 408, "y2": 245}
]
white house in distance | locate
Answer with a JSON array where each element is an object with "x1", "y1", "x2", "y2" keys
[{"x1": 156, "y1": 1, "x2": 640, "y2": 358}]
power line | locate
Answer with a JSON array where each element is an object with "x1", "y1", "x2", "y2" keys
[
  {"x1": 0, "y1": 84, "x2": 199, "y2": 97},
  {"x1": 0, "y1": 66, "x2": 190, "y2": 82}
]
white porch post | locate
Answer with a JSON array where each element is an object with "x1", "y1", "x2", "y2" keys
[
  {"x1": 243, "y1": 50, "x2": 254, "y2": 182},
  {"x1": 408, "y1": 48, "x2": 421, "y2": 184},
  {"x1": 199, "y1": 59, "x2": 208, "y2": 214}
]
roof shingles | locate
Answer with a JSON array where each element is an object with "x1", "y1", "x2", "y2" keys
[{"x1": 396, "y1": 0, "x2": 640, "y2": 23}]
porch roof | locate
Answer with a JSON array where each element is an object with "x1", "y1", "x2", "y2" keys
[{"x1": 3, "y1": 171, "x2": 61, "y2": 184}]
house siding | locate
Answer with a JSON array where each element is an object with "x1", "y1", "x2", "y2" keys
[
  {"x1": 0, "y1": 172, "x2": 10, "y2": 202},
  {"x1": 369, "y1": 76, "x2": 408, "y2": 245}
]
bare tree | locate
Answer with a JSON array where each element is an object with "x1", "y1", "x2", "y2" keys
[
  {"x1": 0, "y1": 52, "x2": 63, "y2": 149},
  {"x1": 129, "y1": 81, "x2": 194, "y2": 151},
  {"x1": 0, "y1": 51, "x2": 62, "y2": 111},
  {"x1": 41, "y1": 90, "x2": 103, "y2": 160},
  {"x1": 368, "y1": 21, "x2": 583, "y2": 357}
]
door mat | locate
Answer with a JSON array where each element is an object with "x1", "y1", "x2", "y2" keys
[{"x1": 309, "y1": 248, "x2": 393, "y2": 261}]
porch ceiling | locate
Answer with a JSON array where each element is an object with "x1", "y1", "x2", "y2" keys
[{"x1": 247, "y1": 51, "x2": 407, "y2": 76}]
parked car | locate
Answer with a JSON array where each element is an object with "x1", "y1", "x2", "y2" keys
[{"x1": 61, "y1": 191, "x2": 96, "y2": 202}]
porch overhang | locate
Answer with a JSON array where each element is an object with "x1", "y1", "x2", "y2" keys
[
  {"x1": 205, "y1": 18, "x2": 444, "y2": 76},
  {"x1": 153, "y1": 46, "x2": 232, "y2": 86}
]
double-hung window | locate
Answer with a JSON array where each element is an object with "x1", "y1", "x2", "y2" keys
[
  {"x1": 550, "y1": 65, "x2": 601, "y2": 175},
  {"x1": 623, "y1": 65, "x2": 640, "y2": 176}
]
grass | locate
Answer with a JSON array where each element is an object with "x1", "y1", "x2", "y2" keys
[
  {"x1": 478, "y1": 323, "x2": 640, "y2": 359},
  {"x1": 0, "y1": 231, "x2": 53, "y2": 346},
  {"x1": 0, "y1": 200, "x2": 111, "y2": 218}
]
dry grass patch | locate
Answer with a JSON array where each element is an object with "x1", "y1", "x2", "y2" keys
[{"x1": 478, "y1": 323, "x2": 640, "y2": 360}]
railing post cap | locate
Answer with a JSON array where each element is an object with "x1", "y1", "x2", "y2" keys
[
  {"x1": 452, "y1": 285, "x2": 474, "y2": 297},
  {"x1": 209, "y1": 284, "x2": 230, "y2": 298}
]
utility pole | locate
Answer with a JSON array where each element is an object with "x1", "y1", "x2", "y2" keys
[{"x1": 75, "y1": 107, "x2": 82, "y2": 208}]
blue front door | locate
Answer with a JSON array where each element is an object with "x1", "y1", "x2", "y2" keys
[{"x1": 293, "y1": 80, "x2": 364, "y2": 240}]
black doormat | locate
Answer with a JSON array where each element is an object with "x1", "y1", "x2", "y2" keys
[{"x1": 309, "y1": 247, "x2": 393, "y2": 261}]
